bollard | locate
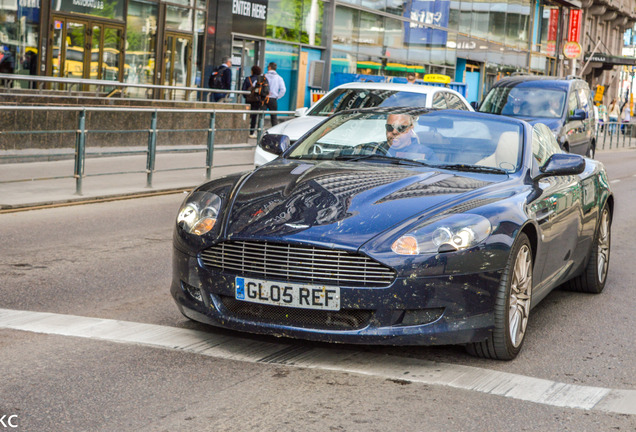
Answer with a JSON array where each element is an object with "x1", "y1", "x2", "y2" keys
[
  {"x1": 206, "y1": 112, "x2": 216, "y2": 180},
  {"x1": 146, "y1": 110, "x2": 157, "y2": 188},
  {"x1": 74, "y1": 109, "x2": 86, "y2": 195}
]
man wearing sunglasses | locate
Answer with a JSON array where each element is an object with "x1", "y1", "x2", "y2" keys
[{"x1": 384, "y1": 113, "x2": 437, "y2": 161}]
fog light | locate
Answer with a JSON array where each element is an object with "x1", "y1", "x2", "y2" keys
[
  {"x1": 401, "y1": 308, "x2": 444, "y2": 326},
  {"x1": 182, "y1": 281, "x2": 203, "y2": 303}
]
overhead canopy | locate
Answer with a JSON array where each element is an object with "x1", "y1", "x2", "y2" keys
[
  {"x1": 583, "y1": 53, "x2": 636, "y2": 70},
  {"x1": 547, "y1": 0, "x2": 582, "y2": 8}
]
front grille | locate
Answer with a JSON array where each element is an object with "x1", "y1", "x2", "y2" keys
[
  {"x1": 220, "y1": 296, "x2": 372, "y2": 330},
  {"x1": 200, "y1": 240, "x2": 395, "y2": 287}
]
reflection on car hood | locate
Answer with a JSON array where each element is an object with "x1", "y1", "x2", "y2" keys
[
  {"x1": 224, "y1": 160, "x2": 496, "y2": 248},
  {"x1": 266, "y1": 116, "x2": 325, "y2": 140}
]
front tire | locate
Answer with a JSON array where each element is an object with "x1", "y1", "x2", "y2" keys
[
  {"x1": 564, "y1": 205, "x2": 611, "y2": 293},
  {"x1": 467, "y1": 233, "x2": 533, "y2": 360}
]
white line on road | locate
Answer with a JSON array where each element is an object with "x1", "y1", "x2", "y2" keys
[
  {"x1": 610, "y1": 179, "x2": 621, "y2": 183},
  {"x1": 0, "y1": 308, "x2": 634, "y2": 415}
]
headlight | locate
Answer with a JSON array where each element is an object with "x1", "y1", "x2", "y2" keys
[
  {"x1": 391, "y1": 214, "x2": 492, "y2": 255},
  {"x1": 177, "y1": 191, "x2": 222, "y2": 236}
]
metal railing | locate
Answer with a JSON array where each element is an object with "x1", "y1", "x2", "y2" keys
[
  {"x1": 0, "y1": 105, "x2": 295, "y2": 195},
  {"x1": 0, "y1": 73, "x2": 247, "y2": 103},
  {"x1": 595, "y1": 122, "x2": 636, "y2": 151}
]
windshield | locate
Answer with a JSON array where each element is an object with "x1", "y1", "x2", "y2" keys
[
  {"x1": 307, "y1": 89, "x2": 428, "y2": 117},
  {"x1": 480, "y1": 86, "x2": 567, "y2": 119},
  {"x1": 287, "y1": 110, "x2": 522, "y2": 173}
]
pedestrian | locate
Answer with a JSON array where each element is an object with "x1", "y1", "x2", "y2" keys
[
  {"x1": 264, "y1": 62, "x2": 286, "y2": 126},
  {"x1": 608, "y1": 98, "x2": 620, "y2": 135},
  {"x1": 209, "y1": 56, "x2": 232, "y2": 102},
  {"x1": 621, "y1": 102, "x2": 631, "y2": 135},
  {"x1": 0, "y1": 46, "x2": 15, "y2": 87},
  {"x1": 406, "y1": 72, "x2": 416, "y2": 84},
  {"x1": 242, "y1": 65, "x2": 269, "y2": 138},
  {"x1": 597, "y1": 101, "x2": 608, "y2": 133}
]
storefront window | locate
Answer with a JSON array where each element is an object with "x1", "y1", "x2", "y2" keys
[
  {"x1": 51, "y1": 0, "x2": 125, "y2": 20},
  {"x1": 193, "y1": 10, "x2": 205, "y2": 87},
  {"x1": 300, "y1": 0, "x2": 323, "y2": 45},
  {"x1": 266, "y1": 0, "x2": 323, "y2": 45},
  {"x1": 0, "y1": 0, "x2": 40, "y2": 80},
  {"x1": 166, "y1": 5, "x2": 193, "y2": 31},
  {"x1": 333, "y1": 7, "x2": 358, "y2": 53},
  {"x1": 361, "y1": 0, "x2": 385, "y2": 12},
  {"x1": 489, "y1": 3, "x2": 506, "y2": 44},
  {"x1": 125, "y1": 0, "x2": 157, "y2": 95},
  {"x1": 265, "y1": 41, "x2": 297, "y2": 111},
  {"x1": 358, "y1": 11, "x2": 383, "y2": 58},
  {"x1": 471, "y1": 1, "x2": 489, "y2": 40}
]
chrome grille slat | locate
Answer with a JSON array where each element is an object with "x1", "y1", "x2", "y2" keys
[
  {"x1": 201, "y1": 255, "x2": 388, "y2": 272},
  {"x1": 201, "y1": 240, "x2": 395, "y2": 287}
]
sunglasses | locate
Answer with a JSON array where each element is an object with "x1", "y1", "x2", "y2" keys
[{"x1": 385, "y1": 123, "x2": 411, "y2": 133}]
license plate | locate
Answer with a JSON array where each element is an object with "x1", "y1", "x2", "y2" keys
[{"x1": 235, "y1": 276, "x2": 340, "y2": 311}]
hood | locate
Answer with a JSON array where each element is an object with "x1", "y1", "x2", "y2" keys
[
  {"x1": 223, "y1": 160, "x2": 497, "y2": 249},
  {"x1": 266, "y1": 116, "x2": 325, "y2": 140}
]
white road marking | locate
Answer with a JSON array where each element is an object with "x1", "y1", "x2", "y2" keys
[
  {"x1": 610, "y1": 179, "x2": 621, "y2": 184},
  {"x1": 0, "y1": 308, "x2": 634, "y2": 415}
]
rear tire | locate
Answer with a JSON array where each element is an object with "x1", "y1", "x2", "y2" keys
[
  {"x1": 467, "y1": 233, "x2": 533, "y2": 360},
  {"x1": 563, "y1": 206, "x2": 611, "y2": 293}
]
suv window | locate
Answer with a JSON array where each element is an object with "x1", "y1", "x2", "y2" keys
[
  {"x1": 532, "y1": 123, "x2": 561, "y2": 168},
  {"x1": 479, "y1": 85, "x2": 567, "y2": 119},
  {"x1": 567, "y1": 89, "x2": 580, "y2": 117}
]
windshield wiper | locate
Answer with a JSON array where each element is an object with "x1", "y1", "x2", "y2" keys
[
  {"x1": 336, "y1": 153, "x2": 432, "y2": 167},
  {"x1": 434, "y1": 163, "x2": 508, "y2": 174}
]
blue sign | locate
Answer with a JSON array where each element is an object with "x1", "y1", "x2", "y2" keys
[{"x1": 404, "y1": 0, "x2": 450, "y2": 46}]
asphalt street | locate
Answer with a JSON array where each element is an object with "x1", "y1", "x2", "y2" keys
[{"x1": 0, "y1": 148, "x2": 635, "y2": 431}]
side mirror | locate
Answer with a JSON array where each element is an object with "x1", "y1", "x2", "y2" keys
[
  {"x1": 470, "y1": 101, "x2": 480, "y2": 110},
  {"x1": 258, "y1": 134, "x2": 291, "y2": 156},
  {"x1": 570, "y1": 108, "x2": 587, "y2": 121},
  {"x1": 295, "y1": 107, "x2": 309, "y2": 117},
  {"x1": 536, "y1": 153, "x2": 585, "y2": 179}
]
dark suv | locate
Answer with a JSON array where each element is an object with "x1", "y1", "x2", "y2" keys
[{"x1": 478, "y1": 76, "x2": 597, "y2": 157}]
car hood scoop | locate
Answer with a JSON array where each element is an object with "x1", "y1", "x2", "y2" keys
[{"x1": 224, "y1": 161, "x2": 493, "y2": 248}]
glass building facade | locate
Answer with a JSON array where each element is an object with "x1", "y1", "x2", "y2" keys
[{"x1": 0, "y1": 0, "x2": 605, "y2": 108}]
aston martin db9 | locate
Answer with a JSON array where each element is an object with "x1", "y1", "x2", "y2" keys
[{"x1": 171, "y1": 108, "x2": 613, "y2": 360}]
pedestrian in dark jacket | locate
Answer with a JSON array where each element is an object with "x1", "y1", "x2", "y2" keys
[
  {"x1": 242, "y1": 65, "x2": 265, "y2": 137},
  {"x1": 211, "y1": 56, "x2": 232, "y2": 102}
]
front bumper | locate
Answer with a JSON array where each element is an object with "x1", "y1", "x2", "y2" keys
[{"x1": 171, "y1": 247, "x2": 503, "y2": 346}]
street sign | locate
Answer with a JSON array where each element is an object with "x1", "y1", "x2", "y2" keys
[{"x1": 564, "y1": 41, "x2": 582, "y2": 59}]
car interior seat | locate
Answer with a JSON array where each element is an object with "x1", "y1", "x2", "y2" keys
[{"x1": 476, "y1": 131, "x2": 519, "y2": 170}]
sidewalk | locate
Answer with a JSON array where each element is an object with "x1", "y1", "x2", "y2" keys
[{"x1": 0, "y1": 146, "x2": 256, "y2": 211}]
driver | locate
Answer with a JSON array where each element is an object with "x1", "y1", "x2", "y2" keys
[{"x1": 384, "y1": 113, "x2": 436, "y2": 160}]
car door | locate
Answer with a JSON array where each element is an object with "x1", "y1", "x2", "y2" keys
[{"x1": 529, "y1": 124, "x2": 584, "y2": 291}]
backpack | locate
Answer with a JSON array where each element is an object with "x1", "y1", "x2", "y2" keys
[
  {"x1": 245, "y1": 75, "x2": 269, "y2": 104},
  {"x1": 209, "y1": 66, "x2": 226, "y2": 89}
]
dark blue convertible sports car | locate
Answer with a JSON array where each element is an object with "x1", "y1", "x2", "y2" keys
[{"x1": 171, "y1": 108, "x2": 613, "y2": 360}]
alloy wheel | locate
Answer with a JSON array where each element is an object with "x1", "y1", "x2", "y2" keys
[
  {"x1": 509, "y1": 244, "x2": 532, "y2": 348},
  {"x1": 597, "y1": 209, "x2": 610, "y2": 284}
]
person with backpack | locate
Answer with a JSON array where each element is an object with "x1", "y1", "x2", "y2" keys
[
  {"x1": 241, "y1": 65, "x2": 269, "y2": 138},
  {"x1": 264, "y1": 62, "x2": 286, "y2": 126},
  {"x1": 209, "y1": 56, "x2": 232, "y2": 102}
]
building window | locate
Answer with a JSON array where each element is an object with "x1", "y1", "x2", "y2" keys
[{"x1": 125, "y1": 0, "x2": 157, "y2": 94}]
